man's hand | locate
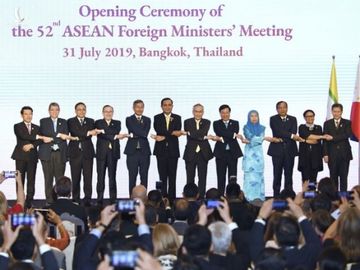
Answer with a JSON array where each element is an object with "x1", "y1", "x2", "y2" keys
[
  {"x1": 197, "y1": 204, "x2": 214, "y2": 226},
  {"x1": 135, "y1": 199, "x2": 146, "y2": 225},
  {"x1": 100, "y1": 204, "x2": 118, "y2": 228},
  {"x1": 323, "y1": 134, "x2": 333, "y2": 141},
  {"x1": 258, "y1": 199, "x2": 273, "y2": 220},
  {"x1": 241, "y1": 138, "x2": 250, "y2": 144},
  {"x1": 32, "y1": 213, "x2": 46, "y2": 246},
  {"x1": 117, "y1": 133, "x2": 129, "y2": 140},
  {"x1": 135, "y1": 249, "x2": 162, "y2": 270},
  {"x1": 236, "y1": 134, "x2": 244, "y2": 140},
  {"x1": 286, "y1": 198, "x2": 304, "y2": 219},
  {"x1": 22, "y1": 144, "x2": 34, "y2": 152},
  {"x1": 217, "y1": 198, "x2": 232, "y2": 224},
  {"x1": 0, "y1": 217, "x2": 22, "y2": 252},
  {"x1": 171, "y1": 130, "x2": 185, "y2": 137},
  {"x1": 42, "y1": 136, "x2": 53, "y2": 144},
  {"x1": 88, "y1": 129, "x2": 98, "y2": 136}
]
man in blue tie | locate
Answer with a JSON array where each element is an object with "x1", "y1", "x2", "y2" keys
[
  {"x1": 213, "y1": 104, "x2": 243, "y2": 195},
  {"x1": 39, "y1": 102, "x2": 73, "y2": 205}
]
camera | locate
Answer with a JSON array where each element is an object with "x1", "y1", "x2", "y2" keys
[
  {"x1": 11, "y1": 213, "x2": 36, "y2": 227},
  {"x1": 110, "y1": 250, "x2": 138, "y2": 268},
  {"x1": 338, "y1": 191, "x2": 354, "y2": 200},
  {"x1": 272, "y1": 200, "x2": 288, "y2": 211},
  {"x1": 115, "y1": 200, "x2": 139, "y2": 212},
  {"x1": 205, "y1": 199, "x2": 220, "y2": 209},
  {"x1": 303, "y1": 191, "x2": 317, "y2": 199},
  {"x1": 2, "y1": 171, "x2": 17, "y2": 179}
]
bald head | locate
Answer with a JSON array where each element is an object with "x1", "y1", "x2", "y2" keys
[{"x1": 131, "y1": 185, "x2": 147, "y2": 202}]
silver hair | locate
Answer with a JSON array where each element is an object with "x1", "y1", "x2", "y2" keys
[{"x1": 208, "y1": 221, "x2": 232, "y2": 255}]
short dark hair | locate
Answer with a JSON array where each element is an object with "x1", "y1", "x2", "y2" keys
[
  {"x1": 274, "y1": 216, "x2": 300, "y2": 247},
  {"x1": 75, "y1": 102, "x2": 86, "y2": 110},
  {"x1": 183, "y1": 183, "x2": 199, "y2": 199},
  {"x1": 276, "y1": 101, "x2": 288, "y2": 109},
  {"x1": 332, "y1": 103, "x2": 343, "y2": 111},
  {"x1": 11, "y1": 228, "x2": 36, "y2": 260},
  {"x1": 183, "y1": 225, "x2": 212, "y2": 256},
  {"x1": 279, "y1": 189, "x2": 296, "y2": 200},
  {"x1": 218, "y1": 104, "x2": 231, "y2": 112},
  {"x1": 226, "y1": 182, "x2": 241, "y2": 198},
  {"x1": 9, "y1": 262, "x2": 35, "y2": 270},
  {"x1": 255, "y1": 248, "x2": 286, "y2": 270},
  {"x1": 20, "y1": 106, "x2": 33, "y2": 115},
  {"x1": 102, "y1": 105, "x2": 113, "y2": 112},
  {"x1": 145, "y1": 205, "x2": 158, "y2": 226},
  {"x1": 55, "y1": 176, "x2": 72, "y2": 197},
  {"x1": 318, "y1": 247, "x2": 346, "y2": 270},
  {"x1": 133, "y1": 99, "x2": 144, "y2": 107},
  {"x1": 205, "y1": 188, "x2": 221, "y2": 200},
  {"x1": 303, "y1": 109, "x2": 315, "y2": 117},
  {"x1": 161, "y1": 97, "x2": 173, "y2": 106},
  {"x1": 147, "y1": 190, "x2": 162, "y2": 204},
  {"x1": 318, "y1": 177, "x2": 338, "y2": 201},
  {"x1": 48, "y1": 102, "x2": 60, "y2": 110},
  {"x1": 310, "y1": 193, "x2": 332, "y2": 212}
]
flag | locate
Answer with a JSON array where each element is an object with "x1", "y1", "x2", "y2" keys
[
  {"x1": 326, "y1": 57, "x2": 339, "y2": 120},
  {"x1": 350, "y1": 57, "x2": 360, "y2": 141}
]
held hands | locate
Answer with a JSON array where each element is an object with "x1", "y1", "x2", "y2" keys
[
  {"x1": 150, "y1": 134, "x2": 165, "y2": 142},
  {"x1": 117, "y1": 133, "x2": 130, "y2": 140},
  {"x1": 292, "y1": 134, "x2": 305, "y2": 142},
  {"x1": 171, "y1": 130, "x2": 187, "y2": 137},
  {"x1": 22, "y1": 144, "x2": 34, "y2": 152},
  {"x1": 322, "y1": 134, "x2": 333, "y2": 141}
]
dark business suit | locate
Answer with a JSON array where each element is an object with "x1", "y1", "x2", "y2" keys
[
  {"x1": 267, "y1": 115, "x2": 298, "y2": 197},
  {"x1": 298, "y1": 124, "x2": 323, "y2": 183},
  {"x1": 213, "y1": 119, "x2": 243, "y2": 195},
  {"x1": 153, "y1": 113, "x2": 181, "y2": 200},
  {"x1": 124, "y1": 114, "x2": 151, "y2": 195},
  {"x1": 183, "y1": 118, "x2": 214, "y2": 197},
  {"x1": 323, "y1": 118, "x2": 353, "y2": 191},
  {"x1": 95, "y1": 118, "x2": 121, "y2": 203},
  {"x1": 11, "y1": 122, "x2": 41, "y2": 205},
  {"x1": 39, "y1": 117, "x2": 68, "y2": 204},
  {"x1": 67, "y1": 117, "x2": 95, "y2": 203}
]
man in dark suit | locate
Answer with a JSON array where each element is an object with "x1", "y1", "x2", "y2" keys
[
  {"x1": 95, "y1": 105, "x2": 128, "y2": 205},
  {"x1": 124, "y1": 100, "x2": 151, "y2": 196},
  {"x1": 152, "y1": 98, "x2": 185, "y2": 201},
  {"x1": 67, "y1": 102, "x2": 98, "y2": 206},
  {"x1": 298, "y1": 109, "x2": 325, "y2": 184},
  {"x1": 267, "y1": 101, "x2": 302, "y2": 197},
  {"x1": 39, "y1": 102, "x2": 71, "y2": 205},
  {"x1": 323, "y1": 103, "x2": 353, "y2": 191},
  {"x1": 11, "y1": 106, "x2": 52, "y2": 208},
  {"x1": 183, "y1": 104, "x2": 214, "y2": 198},
  {"x1": 213, "y1": 104, "x2": 243, "y2": 195}
]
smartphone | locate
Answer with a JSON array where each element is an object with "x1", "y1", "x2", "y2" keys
[
  {"x1": 338, "y1": 191, "x2": 354, "y2": 200},
  {"x1": 34, "y1": 208, "x2": 50, "y2": 214},
  {"x1": 205, "y1": 199, "x2": 220, "y2": 209},
  {"x1": 115, "y1": 200, "x2": 139, "y2": 212},
  {"x1": 272, "y1": 200, "x2": 288, "y2": 211},
  {"x1": 110, "y1": 250, "x2": 138, "y2": 268},
  {"x1": 308, "y1": 182, "x2": 316, "y2": 191},
  {"x1": 2, "y1": 171, "x2": 17, "y2": 179},
  {"x1": 303, "y1": 191, "x2": 317, "y2": 199},
  {"x1": 11, "y1": 213, "x2": 36, "y2": 227}
]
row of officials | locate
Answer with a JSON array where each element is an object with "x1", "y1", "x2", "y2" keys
[{"x1": 11, "y1": 99, "x2": 353, "y2": 208}]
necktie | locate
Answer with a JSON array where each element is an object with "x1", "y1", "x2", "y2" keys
[
  {"x1": 136, "y1": 116, "x2": 141, "y2": 149},
  {"x1": 282, "y1": 117, "x2": 286, "y2": 122},
  {"x1": 165, "y1": 115, "x2": 170, "y2": 130},
  {"x1": 335, "y1": 120, "x2": 339, "y2": 128},
  {"x1": 27, "y1": 123, "x2": 31, "y2": 134},
  {"x1": 224, "y1": 122, "x2": 229, "y2": 150},
  {"x1": 80, "y1": 118, "x2": 84, "y2": 126},
  {"x1": 224, "y1": 121, "x2": 229, "y2": 128},
  {"x1": 53, "y1": 120, "x2": 57, "y2": 133},
  {"x1": 196, "y1": 120, "x2": 200, "y2": 153}
]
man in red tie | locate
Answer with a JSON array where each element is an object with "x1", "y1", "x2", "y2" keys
[{"x1": 11, "y1": 106, "x2": 53, "y2": 208}]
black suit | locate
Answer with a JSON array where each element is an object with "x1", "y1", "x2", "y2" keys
[
  {"x1": 95, "y1": 119, "x2": 121, "y2": 203},
  {"x1": 250, "y1": 219, "x2": 322, "y2": 270},
  {"x1": 124, "y1": 114, "x2": 151, "y2": 195},
  {"x1": 213, "y1": 119, "x2": 243, "y2": 195},
  {"x1": 183, "y1": 118, "x2": 214, "y2": 197},
  {"x1": 153, "y1": 113, "x2": 181, "y2": 200},
  {"x1": 323, "y1": 118, "x2": 353, "y2": 191},
  {"x1": 11, "y1": 122, "x2": 41, "y2": 205},
  {"x1": 67, "y1": 117, "x2": 95, "y2": 203},
  {"x1": 298, "y1": 124, "x2": 323, "y2": 183},
  {"x1": 39, "y1": 117, "x2": 68, "y2": 204},
  {"x1": 267, "y1": 115, "x2": 298, "y2": 196}
]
